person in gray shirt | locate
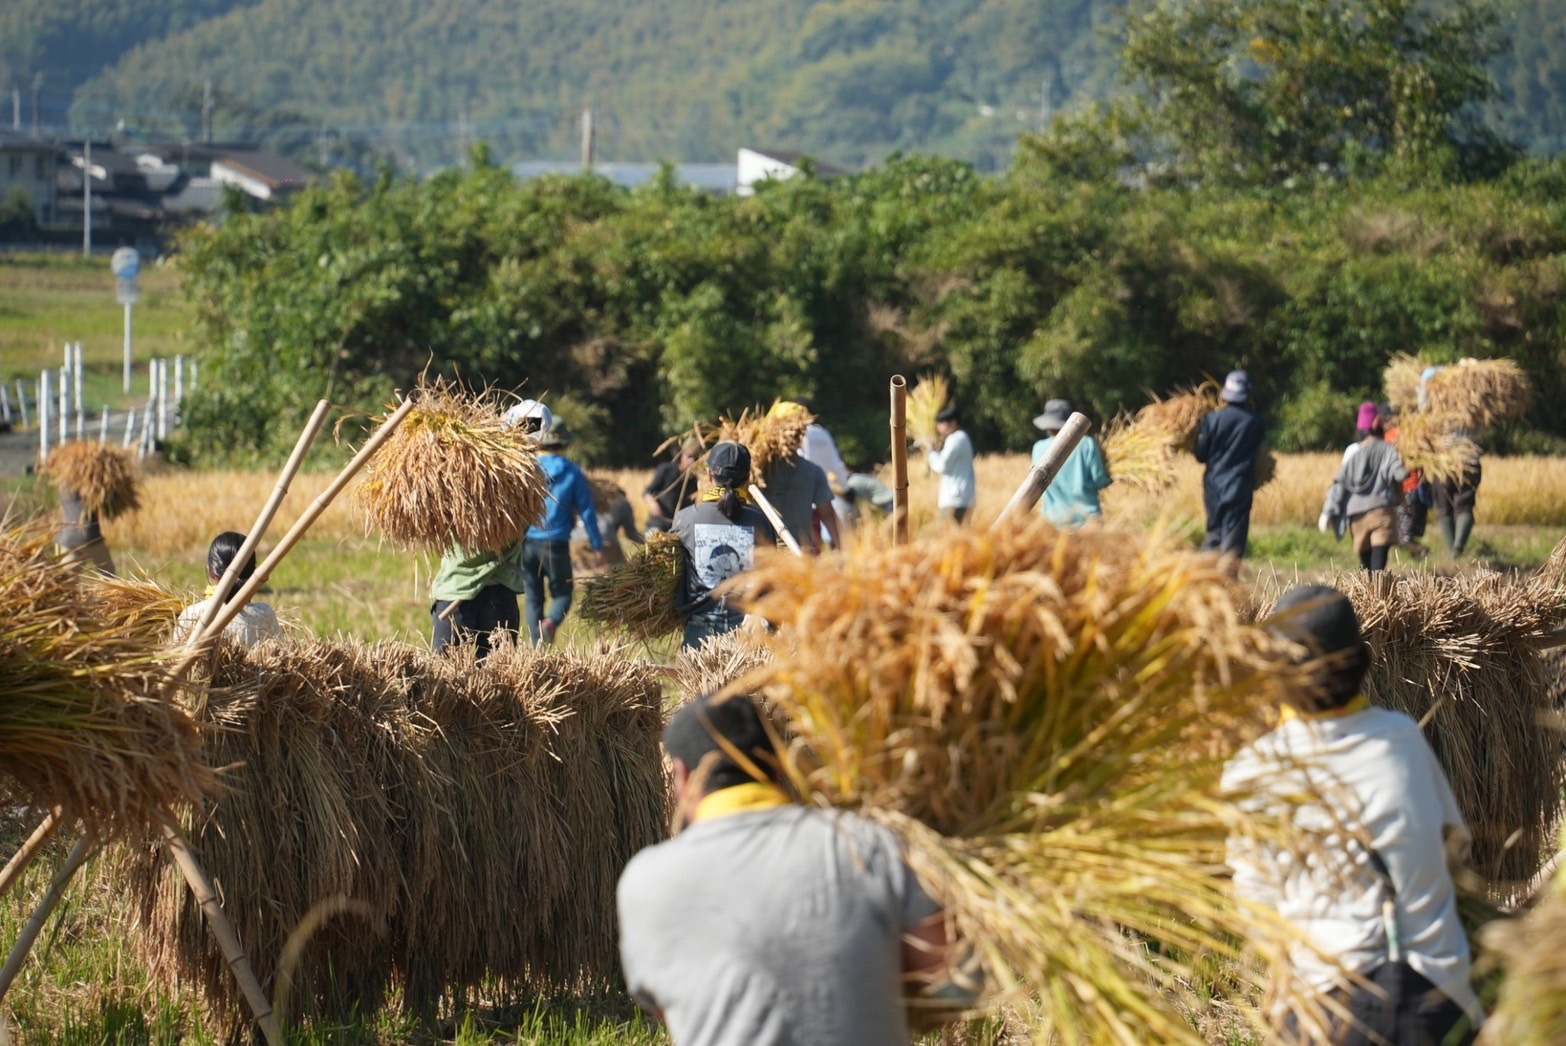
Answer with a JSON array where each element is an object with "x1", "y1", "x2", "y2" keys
[
  {"x1": 617, "y1": 693, "x2": 969, "y2": 1045},
  {"x1": 762, "y1": 449, "x2": 842, "y2": 552}
]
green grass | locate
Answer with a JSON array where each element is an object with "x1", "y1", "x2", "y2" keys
[{"x1": 0, "y1": 253, "x2": 193, "y2": 410}]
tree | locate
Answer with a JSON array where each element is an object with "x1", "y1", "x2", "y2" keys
[{"x1": 1120, "y1": 0, "x2": 1512, "y2": 183}]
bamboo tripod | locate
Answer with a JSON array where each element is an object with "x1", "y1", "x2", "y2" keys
[{"x1": 0, "y1": 396, "x2": 416, "y2": 1039}]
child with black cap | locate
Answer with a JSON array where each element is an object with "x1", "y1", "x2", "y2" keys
[
  {"x1": 1223, "y1": 584, "x2": 1480, "y2": 1044},
  {"x1": 670, "y1": 441, "x2": 778, "y2": 649}
]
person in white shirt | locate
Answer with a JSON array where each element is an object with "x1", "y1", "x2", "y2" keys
[
  {"x1": 1223, "y1": 584, "x2": 1480, "y2": 1045},
  {"x1": 173, "y1": 531, "x2": 284, "y2": 648},
  {"x1": 923, "y1": 405, "x2": 975, "y2": 526}
]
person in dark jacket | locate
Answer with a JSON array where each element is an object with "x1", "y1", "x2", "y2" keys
[
  {"x1": 1194, "y1": 370, "x2": 1267, "y2": 561},
  {"x1": 671, "y1": 442, "x2": 777, "y2": 650},
  {"x1": 1432, "y1": 445, "x2": 1482, "y2": 556}
]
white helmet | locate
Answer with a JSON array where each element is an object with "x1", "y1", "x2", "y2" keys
[{"x1": 503, "y1": 398, "x2": 553, "y2": 434}]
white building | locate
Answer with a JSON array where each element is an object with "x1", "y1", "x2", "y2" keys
[{"x1": 736, "y1": 148, "x2": 846, "y2": 197}]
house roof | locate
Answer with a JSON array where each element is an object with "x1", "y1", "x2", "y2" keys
[
  {"x1": 0, "y1": 133, "x2": 65, "y2": 156},
  {"x1": 213, "y1": 150, "x2": 317, "y2": 190},
  {"x1": 512, "y1": 161, "x2": 736, "y2": 193},
  {"x1": 742, "y1": 148, "x2": 848, "y2": 178}
]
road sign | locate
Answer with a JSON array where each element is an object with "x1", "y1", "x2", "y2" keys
[
  {"x1": 110, "y1": 246, "x2": 141, "y2": 282},
  {"x1": 116, "y1": 279, "x2": 141, "y2": 305}
]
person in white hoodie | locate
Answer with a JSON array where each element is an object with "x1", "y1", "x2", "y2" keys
[
  {"x1": 1224, "y1": 585, "x2": 1480, "y2": 1045},
  {"x1": 923, "y1": 404, "x2": 975, "y2": 526}
]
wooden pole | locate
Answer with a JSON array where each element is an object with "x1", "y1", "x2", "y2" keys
[
  {"x1": 0, "y1": 834, "x2": 93, "y2": 1003},
  {"x1": 0, "y1": 810, "x2": 60, "y2": 902},
  {"x1": 159, "y1": 815, "x2": 284, "y2": 1045},
  {"x1": 991, "y1": 412, "x2": 1092, "y2": 530},
  {"x1": 890, "y1": 375, "x2": 908, "y2": 545},
  {"x1": 748, "y1": 484, "x2": 804, "y2": 557},
  {"x1": 186, "y1": 399, "x2": 332, "y2": 646}
]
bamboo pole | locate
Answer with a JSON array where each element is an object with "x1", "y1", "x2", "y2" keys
[
  {"x1": 186, "y1": 399, "x2": 332, "y2": 647},
  {"x1": 0, "y1": 834, "x2": 93, "y2": 1002},
  {"x1": 890, "y1": 375, "x2": 908, "y2": 545},
  {"x1": 991, "y1": 412, "x2": 1092, "y2": 529},
  {"x1": 0, "y1": 810, "x2": 60, "y2": 902},
  {"x1": 748, "y1": 484, "x2": 804, "y2": 557},
  {"x1": 159, "y1": 815, "x2": 283, "y2": 1045}
]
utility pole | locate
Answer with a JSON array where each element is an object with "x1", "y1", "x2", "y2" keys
[
  {"x1": 580, "y1": 107, "x2": 594, "y2": 170},
  {"x1": 82, "y1": 139, "x2": 92, "y2": 256},
  {"x1": 202, "y1": 79, "x2": 214, "y2": 144},
  {"x1": 31, "y1": 73, "x2": 42, "y2": 135},
  {"x1": 10, "y1": 87, "x2": 18, "y2": 132}
]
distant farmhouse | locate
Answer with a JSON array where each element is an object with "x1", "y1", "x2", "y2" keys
[
  {"x1": 511, "y1": 148, "x2": 849, "y2": 196},
  {"x1": 0, "y1": 134, "x2": 64, "y2": 226}
]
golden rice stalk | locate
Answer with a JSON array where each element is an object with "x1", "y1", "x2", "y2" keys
[
  {"x1": 718, "y1": 400, "x2": 815, "y2": 487},
  {"x1": 110, "y1": 635, "x2": 666, "y2": 1024},
  {"x1": 665, "y1": 628, "x2": 771, "y2": 705},
  {"x1": 1135, "y1": 382, "x2": 1220, "y2": 452},
  {"x1": 0, "y1": 526, "x2": 213, "y2": 837},
  {"x1": 1253, "y1": 569, "x2": 1566, "y2": 882},
  {"x1": 1424, "y1": 357, "x2": 1532, "y2": 432},
  {"x1": 81, "y1": 571, "x2": 193, "y2": 647},
  {"x1": 1383, "y1": 352, "x2": 1428, "y2": 415},
  {"x1": 1484, "y1": 871, "x2": 1566, "y2": 1044},
  {"x1": 732, "y1": 522, "x2": 1315, "y2": 1045},
  {"x1": 1101, "y1": 414, "x2": 1177, "y2": 493},
  {"x1": 906, "y1": 374, "x2": 951, "y2": 447},
  {"x1": 38, "y1": 440, "x2": 142, "y2": 519},
  {"x1": 578, "y1": 533, "x2": 686, "y2": 641},
  {"x1": 353, "y1": 378, "x2": 549, "y2": 554},
  {"x1": 1395, "y1": 412, "x2": 1481, "y2": 484}
]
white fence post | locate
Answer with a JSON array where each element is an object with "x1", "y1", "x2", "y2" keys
[
  {"x1": 0, "y1": 384, "x2": 10, "y2": 427},
  {"x1": 98, "y1": 405, "x2": 109, "y2": 445},
  {"x1": 38, "y1": 371, "x2": 50, "y2": 462},
  {"x1": 57, "y1": 366, "x2": 68, "y2": 448},
  {"x1": 122, "y1": 407, "x2": 136, "y2": 448},
  {"x1": 14, "y1": 381, "x2": 27, "y2": 432}
]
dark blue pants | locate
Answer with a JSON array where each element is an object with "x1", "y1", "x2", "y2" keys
[
  {"x1": 521, "y1": 539, "x2": 574, "y2": 644},
  {"x1": 1202, "y1": 487, "x2": 1254, "y2": 559},
  {"x1": 1280, "y1": 964, "x2": 1476, "y2": 1045},
  {"x1": 431, "y1": 583, "x2": 520, "y2": 659},
  {"x1": 683, "y1": 606, "x2": 745, "y2": 650}
]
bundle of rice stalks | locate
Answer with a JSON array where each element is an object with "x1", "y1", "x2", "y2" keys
[
  {"x1": 1253, "y1": 569, "x2": 1566, "y2": 882},
  {"x1": 111, "y1": 636, "x2": 666, "y2": 1025},
  {"x1": 1100, "y1": 414, "x2": 1177, "y2": 493},
  {"x1": 905, "y1": 373, "x2": 951, "y2": 447},
  {"x1": 665, "y1": 627, "x2": 771, "y2": 705},
  {"x1": 578, "y1": 533, "x2": 686, "y2": 641},
  {"x1": 1424, "y1": 358, "x2": 1532, "y2": 432},
  {"x1": 1484, "y1": 872, "x2": 1566, "y2": 1043},
  {"x1": 718, "y1": 400, "x2": 815, "y2": 487},
  {"x1": 731, "y1": 522, "x2": 1315, "y2": 1044},
  {"x1": 81, "y1": 572, "x2": 192, "y2": 647},
  {"x1": 0, "y1": 527, "x2": 213, "y2": 838},
  {"x1": 1135, "y1": 381, "x2": 1220, "y2": 452},
  {"x1": 353, "y1": 379, "x2": 549, "y2": 554},
  {"x1": 1383, "y1": 352, "x2": 1428, "y2": 415},
  {"x1": 38, "y1": 440, "x2": 142, "y2": 518},
  {"x1": 1253, "y1": 446, "x2": 1277, "y2": 488},
  {"x1": 1394, "y1": 412, "x2": 1482, "y2": 484}
]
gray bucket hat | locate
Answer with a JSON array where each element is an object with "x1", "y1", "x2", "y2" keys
[
  {"x1": 1220, "y1": 370, "x2": 1252, "y2": 404},
  {"x1": 1032, "y1": 399, "x2": 1074, "y2": 432}
]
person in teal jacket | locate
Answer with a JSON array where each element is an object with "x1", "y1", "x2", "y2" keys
[
  {"x1": 1031, "y1": 399, "x2": 1112, "y2": 526},
  {"x1": 523, "y1": 419, "x2": 603, "y2": 645}
]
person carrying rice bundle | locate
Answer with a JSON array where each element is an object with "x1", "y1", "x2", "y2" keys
[
  {"x1": 1224, "y1": 585, "x2": 1481, "y2": 1045},
  {"x1": 645, "y1": 437, "x2": 704, "y2": 534},
  {"x1": 38, "y1": 441, "x2": 142, "y2": 576},
  {"x1": 1031, "y1": 397, "x2": 1111, "y2": 526},
  {"x1": 617, "y1": 692, "x2": 973, "y2": 1044},
  {"x1": 1431, "y1": 441, "x2": 1481, "y2": 557},
  {"x1": 173, "y1": 531, "x2": 283, "y2": 648},
  {"x1": 920, "y1": 404, "x2": 975, "y2": 527},
  {"x1": 1194, "y1": 369, "x2": 1266, "y2": 560},
  {"x1": 521, "y1": 417, "x2": 603, "y2": 645},
  {"x1": 758, "y1": 401, "x2": 841, "y2": 553},
  {"x1": 671, "y1": 442, "x2": 776, "y2": 650},
  {"x1": 1324, "y1": 403, "x2": 1409, "y2": 572}
]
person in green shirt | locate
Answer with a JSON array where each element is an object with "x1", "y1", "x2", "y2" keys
[{"x1": 1031, "y1": 399, "x2": 1112, "y2": 527}]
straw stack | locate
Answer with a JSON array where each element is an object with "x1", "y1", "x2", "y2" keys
[
  {"x1": 1424, "y1": 358, "x2": 1532, "y2": 432},
  {"x1": 1394, "y1": 412, "x2": 1482, "y2": 484},
  {"x1": 110, "y1": 636, "x2": 667, "y2": 1024},
  {"x1": 1383, "y1": 352, "x2": 1428, "y2": 415},
  {"x1": 82, "y1": 572, "x2": 192, "y2": 647},
  {"x1": 1136, "y1": 381, "x2": 1220, "y2": 453},
  {"x1": 1100, "y1": 415, "x2": 1176, "y2": 493},
  {"x1": 905, "y1": 374, "x2": 951, "y2": 447},
  {"x1": 353, "y1": 379, "x2": 549, "y2": 553},
  {"x1": 578, "y1": 533, "x2": 686, "y2": 641},
  {"x1": 665, "y1": 628, "x2": 771, "y2": 705},
  {"x1": 718, "y1": 400, "x2": 814, "y2": 487},
  {"x1": 731, "y1": 522, "x2": 1312, "y2": 1044},
  {"x1": 0, "y1": 526, "x2": 213, "y2": 838},
  {"x1": 1254, "y1": 569, "x2": 1566, "y2": 882},
  {"x1": 38, "y1": 441, "x2": 142, "y2": 519},
  {"x1": 1483, "y1": 868, "x2": 1566, "y2": 1042}
]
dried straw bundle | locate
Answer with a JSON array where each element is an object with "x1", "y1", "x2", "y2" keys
[
  {"x1": 717, "y1": 400, "x2": 815, "y2": 487},
  {"x1": 82, "y1": 572, "x2": 192, "y2": 647},
  {"x1": 1135, "y1": 382, "x2": 1220, "y2": 452},
  {"x1": 111, "y1": 636, "x2": 667, "y2": 1024},
  {"x1": 1100, "y1": 416, "x2": 1176, "y2": 494},
  {"x1": 665, "y1": 627, "x2": 771, "y2": 705},
  {"x1": 0, "y1": 527, "x2": 212, "y2": 837},
  {"x1": 1253, "y1": 569, "x2": 1566, "y2": 881},
  {"x1": 578, "y1": 533, "x2": 686, "y2": 640},
  {"x1": 1253, "y1": 446, "x2": 1277, "y2": 488},
  {"x1": 1484, "y1": 873, "x2": 1566, "y2": 1043},
  {"x1": 353, "y1": 380, "x2": 549, "y2": 553},
  {"x1": 733, "y1": 522, "x2": 1312, "y2": 1044},
  {"x1": 1393, "y1": 412, "x2": 1481, "y2": 484},
  {"x1": 38, "y1": 440, "x2": 142, "y2": 519},
  {"x1": 1424, "y1": 358, "x2": 1532, "y2": 432},
  {"x1": 1383, "y1": 352, "x2": 1428, "y2": 415},
  {"x1": 906, "y1": 374, "x2": 951, "y2": 447}
]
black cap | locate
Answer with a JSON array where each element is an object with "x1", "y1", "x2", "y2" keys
[
  {"x1": 663, "y1": 693, "x2": 778, "y2": 791},
  {"x1": 936, "y1": 404, "x2": 961, "y2": 424},
  {"x1": 1267, "y1": 584, "x2": 1370, "y2": 708},
  {"x1": 707, "y1": 441, "x2": 751, "y2": 488}
]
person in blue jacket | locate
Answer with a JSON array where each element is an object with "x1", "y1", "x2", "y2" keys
[
  {"x1": 523, "y1": 418, "x2": 603, "y2": 645},
  {"x1": 1194, "y1": 370, "x2": 1267, "y2": 561}
]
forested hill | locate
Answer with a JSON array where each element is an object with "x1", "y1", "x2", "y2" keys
[{"x1": 7, "y1": 0, "x2": 1566, "y2": 169}]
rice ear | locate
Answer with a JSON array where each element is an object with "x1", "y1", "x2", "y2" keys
[
  {"x1": 906, "y1": 374, "x2": 950, "y2": 447},
  {"x1": 38, "y1": 441, "x2": 142, "y2": 519}
]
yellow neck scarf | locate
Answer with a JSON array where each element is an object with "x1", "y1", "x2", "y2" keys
[
  {"x1": 692, "y1": 782, "x2": 791, "y2": 824},
  {"x1": 1280, "y1": 694, "x2": 1371, "y2": 723},
  {"x1": 699, "y1": 486, "x2": 753, "y2": 506}
]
